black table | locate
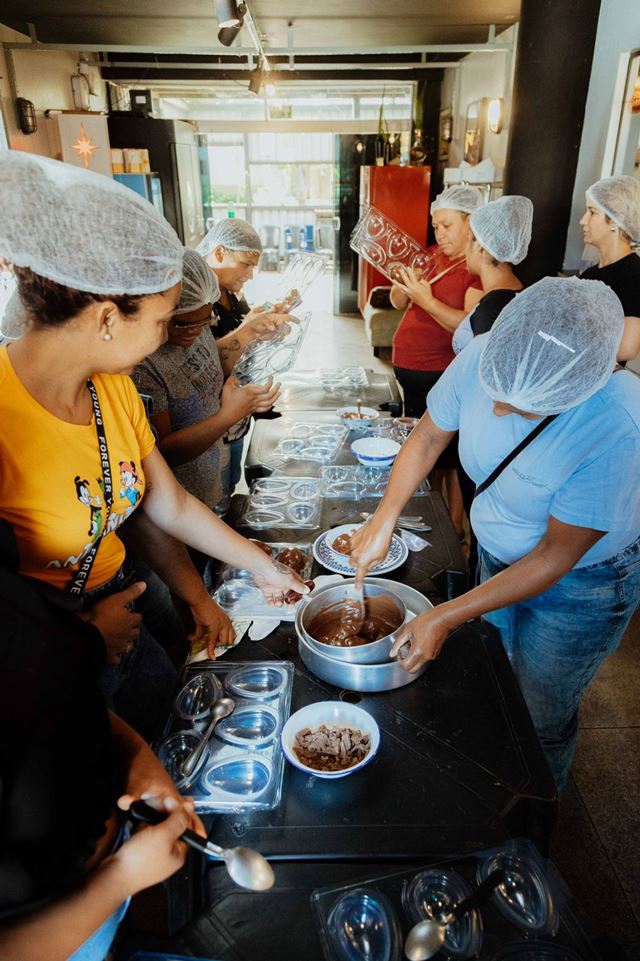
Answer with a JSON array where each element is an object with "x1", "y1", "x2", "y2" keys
[
  {"x1": 223, "y1": 489, "x2": 467, "y2": 601},
  {"x1": 274, "y1": 368, "x2": 402, "y2": 414}
]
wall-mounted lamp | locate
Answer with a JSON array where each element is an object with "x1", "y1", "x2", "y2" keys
[
  {"x1": 487, "y1": 97, "x2": 504, "y2": 134},
  {"x1": 16, "y1": 98, "x2": 37, "y2": 135},
  {"x1": 215, "y1": 0, "x2": 247, "y2": 46},
  {"x1": 248, "y1": 61, "x2": 264, "y2": 95}
]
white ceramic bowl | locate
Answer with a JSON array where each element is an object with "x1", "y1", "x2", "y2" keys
[
  {"x1": 337, "y1": 406, "x2": 380, "y2": 428},
  {"x1": 281, "y1": 701, "x2": 381, "y2": 779},
  {"x1": 351, "y1": 436, "x2": 400, "y2": 468},
  {"x1": 324, "y1": 522, "x2": 361, "y2": 561}
]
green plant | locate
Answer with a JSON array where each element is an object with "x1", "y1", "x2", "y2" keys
[{"x1": 377, "y1": 87, "x2": 390, "y2": 143}]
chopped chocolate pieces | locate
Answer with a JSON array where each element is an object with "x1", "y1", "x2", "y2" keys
[{"x1": 293, "y1": 724, "x2": 371, "y2": 772}]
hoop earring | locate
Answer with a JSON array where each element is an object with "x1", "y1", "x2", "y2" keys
[
  {"x1": 102, "y1": 333, "x2": 112, "y2": 341},
  {"x1": 611, "y1": 226, "x2": 617, "y2": 232}
]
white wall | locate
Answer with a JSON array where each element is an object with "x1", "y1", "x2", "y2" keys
[
  {"x1": 563, "y1": 0, "x2": 640, "y2": 271},
  {"x1": 0, "y1": 23, "x2": 107, "y2": 159},
  {"x1": 440, "y1": 25, "x2": 518, "y2": 173}
]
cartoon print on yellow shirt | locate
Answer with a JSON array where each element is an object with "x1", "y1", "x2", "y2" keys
[{"x1": 46, "y1": 456, "x2": 145, "y2": 571}]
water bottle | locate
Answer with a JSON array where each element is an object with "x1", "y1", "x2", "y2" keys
[
  {"x1": 227, "y1": 203, "x2": 235, "y2": 219},
  {"x1": 299, "y1": 226, "x2": 307, "y2": 251},
  {"x1": 284, "y1": 225, "x2": 293, "y2": 250}
]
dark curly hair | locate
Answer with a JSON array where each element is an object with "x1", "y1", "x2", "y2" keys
[{"x1": 14, "y1": 266, "x2": 147, "y2": 327}]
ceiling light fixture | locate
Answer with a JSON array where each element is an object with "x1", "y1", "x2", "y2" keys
[
  {"x1": 215, "y1": 0, "x2": 247, "y2": 47},
  {"x1": 488, "y1": 97, "x2": 504, "y2": 134}
]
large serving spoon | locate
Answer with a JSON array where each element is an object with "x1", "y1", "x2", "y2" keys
[
  {"x1": 180, "y1": 696, "x2": 235, "y2": 778},
  {"x1": 129, "y1": 799, "x2": 275, "y2": 891},
  {"x1": 404, "y1": 869, "x2": 505, "y2": 960}
]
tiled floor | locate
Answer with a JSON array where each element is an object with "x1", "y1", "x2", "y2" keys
[{"x1": 296, "y1": 283, "x2": 640, "y2": 958}]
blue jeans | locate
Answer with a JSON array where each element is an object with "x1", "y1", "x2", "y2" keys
[
  {"x1": 479, "y1": 536, "x2": 640, "y2": 792},
  {"x1": 217, "y1": 436, "x2": 245, "y2": 515}
]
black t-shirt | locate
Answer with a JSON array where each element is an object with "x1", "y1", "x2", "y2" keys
[
  {"x1": 580, "y1": 253, "x2": 640, "y2": 316},
  {"x1": 0, "y1": 521, "x2": 115, "y2": 920},
  {"x1": 212, "y1": 291, "x2": 250, "y2": 340},
  {"x1": 470, "y1": 288, "x2": 519, "y2": 336}
]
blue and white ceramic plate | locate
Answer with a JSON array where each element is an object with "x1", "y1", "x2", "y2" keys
[{"x1": 312, "y1": 531, "x2": 409, "y2": 575}]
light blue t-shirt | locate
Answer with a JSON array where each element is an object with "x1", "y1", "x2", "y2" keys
[{"x1": 427, "y1": 335, "x2": 640, "y2": 567}]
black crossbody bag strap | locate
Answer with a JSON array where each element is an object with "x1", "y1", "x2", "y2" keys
[
  {"x1": 67, "y1": 379, "x2": 114, "y2": 595},
  {"x1": 474, "y1": 414, "x2": 559, "y2": 500}
]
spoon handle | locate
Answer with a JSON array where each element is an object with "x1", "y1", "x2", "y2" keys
[
  {"x1": 128, "y1": 800, "x2": 222, "y2": 858},
  {"x1": 450, "y1": 869, "x2": 505, "y2": 920}
]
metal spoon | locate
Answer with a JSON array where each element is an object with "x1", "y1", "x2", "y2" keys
[
  {"x1": 404, "y1": 869, "x2": 505, "y2": 960},
  {"x1": 180, "y1": 696, "x2": 235, "y2": 778},
  {"x1": 359, "y1": 512, "x2": 432, "y2": 532},
  {"x1": 129, "y1": 800, "x2": 275, "y2": 891}
]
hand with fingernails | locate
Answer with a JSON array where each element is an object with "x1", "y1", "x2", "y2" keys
[{"x1": 79, "y1": 581, "x2": 146, "y2": 665}]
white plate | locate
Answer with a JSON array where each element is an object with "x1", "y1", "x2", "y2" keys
[{"x1": 312, "y1": 530, "x2": 409, "y2": 575}]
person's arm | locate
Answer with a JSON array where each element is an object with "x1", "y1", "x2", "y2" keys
[
  {"x1": 121, "y1": 511, "x2": 235, "y2": 653},
  {"x1": 617, "y1": 316, "x2": 640, "y2": 363},
  {"x1": 140, "y1": 447, "x2": 308, "y2": 603},
  {"x1": 152, "y1": 376, "x2": 281, "y2": 467},
  {"x1": 393, "y1": 266, "x2": 479, "y2": 333},
  {"x1": 391, "y1": 517, "x2": 605, "y2": 671},
  {"x1": 350, "y1": 412, "x2": 455, "y2": 584},
  {"x1": 0, "y1": 799, "x2": 197, "y2": 961},
  {"x1": 390, "y1": 284, "x2": 410, "y2": 310}
]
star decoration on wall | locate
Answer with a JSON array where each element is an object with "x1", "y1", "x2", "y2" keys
[{"x1": 71, "y1": 122, "x2": 99, "y2": 168}]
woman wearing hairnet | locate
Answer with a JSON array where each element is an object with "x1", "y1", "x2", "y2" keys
[
  {"x1": 390, "y1": 185, "x2": 485, "y2": 535},
  {"x1": 351, "y1": 277, "x2": 640, "y2": 790},
  {"x1": 579, "y1": 175, "x2": 640, "y2": 362},
  {"x1": 0, "y1": 154, "x2": 307, "y2": 731},
  {"x1": 452, "y1": 194, "x2": 532, "y2": 354},
  {"x1": 197, "y1": 218, "x2": 282, "y2": 507},
  {"x1": 133, "y1": 248, "x2": 282, "y2": 541}
]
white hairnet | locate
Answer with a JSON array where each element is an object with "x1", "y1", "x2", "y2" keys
[
  {"x1": 470, "y1": 195, "x2": 533, "y2": 264},
  {"x1": 197, "y1": 218, "x2": 262, "y2": 258},
  {"x1": 176, "y1": 248, "x2": 221, "y2": 314},
  {"x1": 586, "y1": 175, "x2": 640, "y2": 244},
  {"x1": 0, "y1": 151, "x2": 183, "y2": 295},
  {"x1": 479, "y1": 277, "x2": 624, "y2": 415},
  {"x1": 431, "y1": 185, "x2": 485, "y2": 216}
]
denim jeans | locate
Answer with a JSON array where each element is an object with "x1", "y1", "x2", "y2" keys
[
  {"x1": 479, "y1": 536, "x2": 640, "y2": 792},
  {"x1": 217, "y1": 436, "x2": 245, "y2": 515}
]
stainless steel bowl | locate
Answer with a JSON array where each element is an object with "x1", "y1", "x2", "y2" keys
[
  {"x1": 296, "y1": 581, "x2": 406, "y2": 665},
  {"x1": 296, "y1": 578, "x2": 433, "y2": 692}
]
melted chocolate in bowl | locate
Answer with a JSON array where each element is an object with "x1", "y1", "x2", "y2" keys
[{"x1": 307, "y1": 594, "x2": 403, "y2": 647}]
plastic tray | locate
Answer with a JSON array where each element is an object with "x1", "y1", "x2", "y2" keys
[
  {"x1": 319, "y1": 366, "x2": 369, "y2": 392},
  {"x1": 233, "y1": 311, "x2": 311, "y2": 386},
  {"x1": 212, "y1": 541, "x2": 313, "y2": 621},
  {"x1": 242, "y1": 476, "x2": 322, "y2": 529},
  {"x1": 157, "y1": 660, "x2": 294, "y2": 813},
  {"x1": 350, "y1": 205, "x2": 436, "y2": 283},
  {"x1": 312, "y1": 839, "x2": 601, "y2": 961},
  {"x1": 320, "y1": 465, "x2": 429, "y2": 499},
  {"x1": 272, "y1": 422, "x2": 348, "y2": 465}
]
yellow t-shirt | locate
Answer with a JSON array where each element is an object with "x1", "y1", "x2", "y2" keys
[{"x1": 0, "y1": 346, "x2": 155, "y2": 591}]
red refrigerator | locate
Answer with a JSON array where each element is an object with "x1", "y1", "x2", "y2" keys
[{"x1": 358, "y1": 165, "x2": 431, "y2": 314}]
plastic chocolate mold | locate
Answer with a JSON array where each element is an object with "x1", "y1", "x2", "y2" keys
[
  {"x1": 290, "y1": 480, "x2": 320, "y2": 500},
  {"x1": 477, "y1": 851, "x2": 559, "y2": 935},
  {"x1": 323, "y1": 466, "x2": 350, "y2": 483},
  {"x1": 226, "y1": 665, "x2": 287, "y2": 699},
  {"x1": 290, "y1": 424, "x2": 314, "y2": 439},
  {"x1": 403, "y1": 869, "x2": 483, "y2": 959},
  {"x1": 203, "y1": 756, "x2": 273, "y2": 798},
  {"x1": 297, "y1": 445, "x2": 334, "y2": 463},
  {"x1": 244, "y1": 509, "x2": 287, "y2": 529},
  {"x1": 286, "y1": 501, "x2": 317, "y2": 523},
  {"x1": 253, "y1": 478, "x2": 290, "y2": 493},
  {"x1": 326, "y1": 887, "x2": 401, "y2": 961},
  {"x1": 350, "y1": 205, "x2": 439, "y2": 286},
  {"x1": 216, "y1": 580, "x2": 263, "y2": 607},
  {"x1": 250, "y1": 492, "x2": 289, "y2": 508},
  {"x1": 215, "y1": 705, "x2": 279, "y2": 747},
  {"x1": 173, "y1": 672, "x2": 223, "y2": 721},
  {"x1": 278, "y1": 438, "x2": 305, "y2": 455},
  {"x1": 158, "y1": 730, "x2": 207, "y2": 792}
]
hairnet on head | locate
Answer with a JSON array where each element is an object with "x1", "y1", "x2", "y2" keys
[
  {"x1": 176, "y1": 249, "x2": 221, "y2": 314},
  {"x1": 0, "y1": 151, "x2": 183, "y2": 295},
  {"x1": 479, "y1": 277, "x2": 624, "y2": 415},
  {"x1": 431, "y1": 185, "x2": 485, "y2": 216},
  {"x1": 197, "y1": 218, "x2": 262, "y2": 258},
  {"x1": 470, "y1": 195, "x2": 533, "y2": 264},
  {"x1": 586, "y1": 175, "x2": 640, "y2": 244}
]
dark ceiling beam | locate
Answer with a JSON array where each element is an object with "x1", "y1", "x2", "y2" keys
[{"x1": 102, "y1": 67, "x2": 446, "y2": 83}]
